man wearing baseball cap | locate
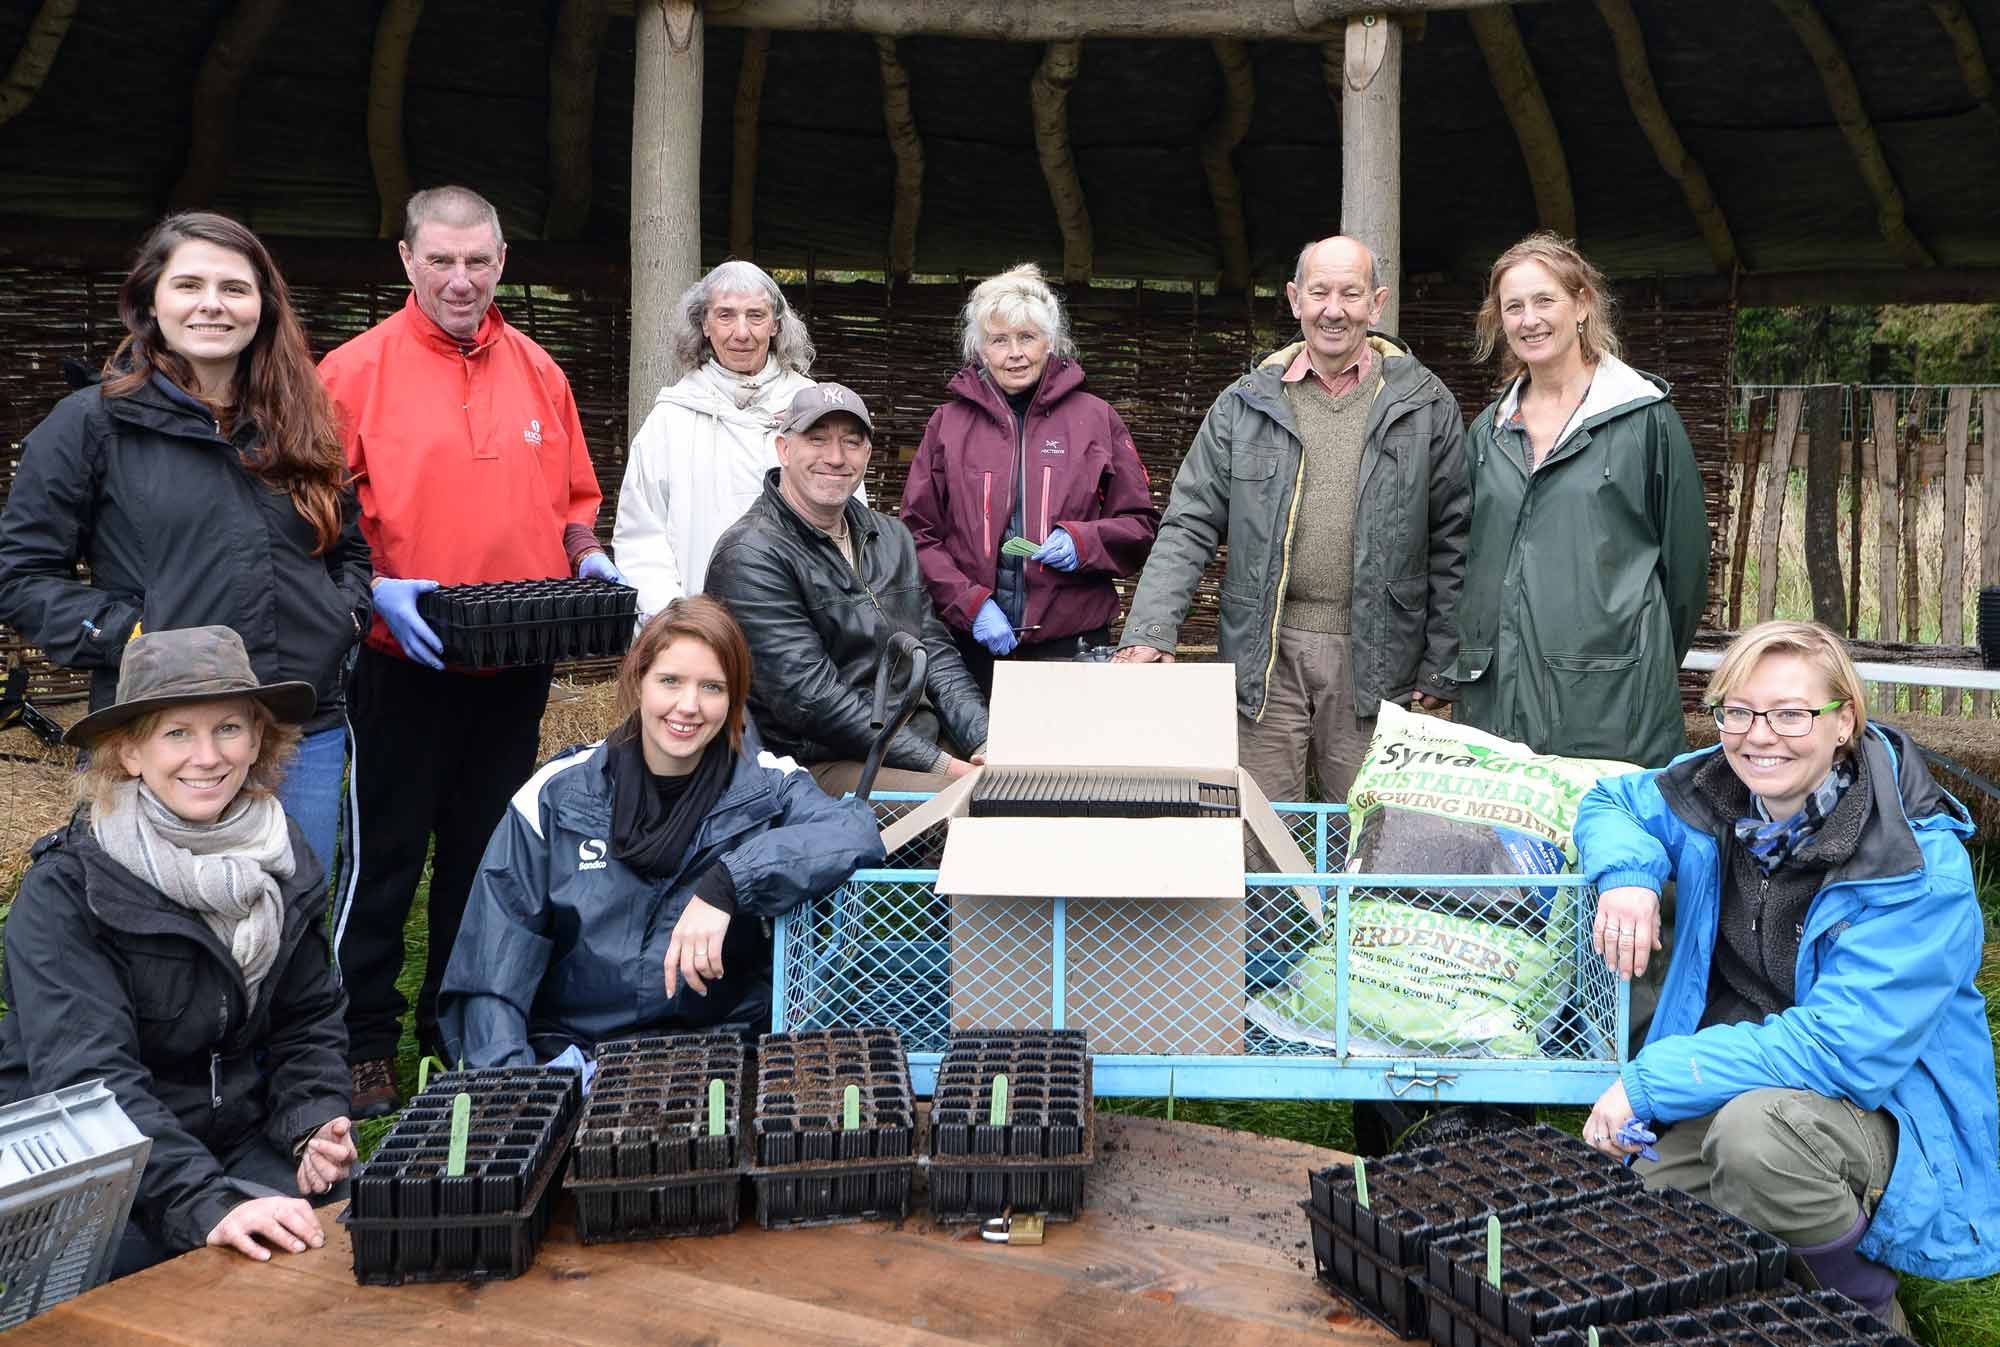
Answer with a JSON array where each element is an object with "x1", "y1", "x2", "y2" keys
[{"x1": 705, "y1": 384, "x2": 988, "y2": 794}]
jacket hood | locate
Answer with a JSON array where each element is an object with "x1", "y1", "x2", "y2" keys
[
  {"x1": 1237, "y1": 332, "x2": 1438, "y2": 426},
  {"x1": 526, "y1": 737, "x2": 790, "y2": 853},
  {"x1": 1491, "y1": 353, "x2": 1666, "y2": 443},
  {"x1": 946, "y1": 357, "x2": 1089, "y2": 427},
  {"x1": 654, "y1": 361, "x2": 813, "y2": 424}
]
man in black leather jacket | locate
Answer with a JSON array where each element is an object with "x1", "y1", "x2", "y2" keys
[{"x1": 706, "y1": 383, "x2": 989, "y2": 795}]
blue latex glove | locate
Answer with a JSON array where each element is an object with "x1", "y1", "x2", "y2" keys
[
  {"x1": 1615, "y1": 1117, "x2": 1660, "y2": 1162},
  {"x1": 372, "y1": 578, "x2": 444, "y2": 670},
  {"x1": 971, "y1": 598, "x2": 1019, "y2": 656},
  {"x1": 547, "y1": 1044, "x2": 598, "y2": 1095},
  {"x1": 579, "y1": 551, "x2": 627, "y2": 585},
  {"x1": 1030, "y1": 527, "x2": 1079, "y2": 572}
]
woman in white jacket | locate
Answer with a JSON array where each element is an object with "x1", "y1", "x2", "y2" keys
[{"x1": 613, "y1": 260, "x2": 824, "y2": 620}]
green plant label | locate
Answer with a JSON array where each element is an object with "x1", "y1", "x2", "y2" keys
[
  {"x1": 447, "y1": 1092, "x2": 471, "y2": 1177},
  {"x1": 843, "y1": 1084, "x2": 860, "y2": 1130},
  {"x1": 417, "y1": 1054, "x2": 445, "y2": 1093},
  {"x1": 990, "y1": 1073, "x2": 1009, "y2": 1126},
  {"x1": 707, "y1": 1078, "x2": 725, "y2": 1137},
  {"x1": 1588, "y1": 1329, "x2": 1600, "y2": 1347},
  {"x1": 1486, "y1": 1214, "x2": 1502, "y2": 1289},
  {"x1": 1354, "y1": 1157, "x2": 1370, "y2": 1210}
]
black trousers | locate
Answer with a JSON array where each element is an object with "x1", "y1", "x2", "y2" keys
[
  {"x1": 336, "y1": 647, "x2": 552, "y2": 1063},
  {"x1": 952, "y1": 625, "x2": 1109, "y2": 699}
]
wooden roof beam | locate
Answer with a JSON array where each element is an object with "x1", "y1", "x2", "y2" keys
[
  {"x1": 1, "y1": 0, "x2": 78, "y2": 128},
  {"x1": 1927, "y1": 0, "x2": 2000, "y2": 134},
  {"x1": 1468, "y1": 5, "x2": 1574, "y2": 238},
  {"x1": 170, "y1": 0, "x2": 289, "y2": 210},
  {"x1": 1771, "y1": 0, "x2": 1936, "y2": 267},
  {"x1": 728, "y1": 29, "x2": 770, "y2": 258},
  {"x1": 875, "y1": 37, "x2": 923, "y2": 282},
  {"x1": 1199, "y1": 39, "x2": 1255, "y2": 298},
  {"x1": 1593, "y1": 0, "x2": 1738, "y2": 273},
  {"x1": 688, "y1": 0, "x2": 1534, "y2": 43},
  {"x1": 1031, "y1": 40, "x2": 1092, "y2": 283},
  {"x1": 544, "y1": 0, "x2": 612, "y2": 240},
  {"x1": 367, "y1": 0, "x2": 425, "y2": 238}
]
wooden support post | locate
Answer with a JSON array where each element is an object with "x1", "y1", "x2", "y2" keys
[
  {"x1": 729, "y1": 29, "x2": 770, "y2": 258},
  {"x1": 1902, "y1": 389, "x2": 1929, "y2": 710},
  {"x1": 1943, "y1": 388, "x2": 1972, "y2": 648},
  {"x1": 1848, "y1": 384, "x2": 1863, "y2": 638},
  {"x1": 545, "y1": 0, "x2": 613, "y2": 240},
  {"x1": 0, "y1": 0, "x2": 77, "y2": 127},
  {"x1": 1340, "y1": 12, "x2": 1401, "y2": 333},
  {"x1": 876, "y1": 37, "x2": 923, "y2": 283},
  {"x1": 1728, "y1": 394, "x2": 1771, "y2": 629},
  {"x1": 631, "y1": 0, "x2": 704, "y2": 435},
  {"x1": 1592, "y1": 0, "x2": 1737, "y2": 272},
  {"x1": 1802, "y1": 385, "x2": 1847, "y2": 633},
  {"x1": 1770, "y1": 0, "x2": 1937, "y2": 268},
  {"x1": 368, "y1": 0, "x2": 425, "y2": 238},
  {"x1": 170, "y1": 0, "x2": 291, "y2": 210},
  {"x1": 1927, "y1": 0, "x2": 2000, "y2": 135},
  {"x1": 1031, "y1": 41, "x2": 1091, "y2": 283},
  {"x1": 1980, "y1": 389, "x2": 2000, "y2": 714},
  {"x1": 1468, "y1": 5, "x2": 1575, "y2": 238},
  {"x1": 1873, "y1": 389, "x2": 1901, "y2": 643},
  {"x1": 1199, "y1": 39, "x2": 1255, "y2": 300},
  {"x1": 1319, "y1": 40, "x2": 1343, "y2": 131},
  {"x1": 1758, "y1": 389, "x2": 1804, "y2": 624}
]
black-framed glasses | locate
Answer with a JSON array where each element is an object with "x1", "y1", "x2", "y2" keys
[{"x1": 1711, "y1": 700, "x2": 1844, "y2": 737}]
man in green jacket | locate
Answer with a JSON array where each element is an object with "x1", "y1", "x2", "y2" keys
[{"x1": 1115, "y1": 236, "x2": 1470, "y2": 805}]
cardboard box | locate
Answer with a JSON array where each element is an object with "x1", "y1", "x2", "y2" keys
[{"x1": 879, "y1": 662, "x2": 1320, "y2": 1055}]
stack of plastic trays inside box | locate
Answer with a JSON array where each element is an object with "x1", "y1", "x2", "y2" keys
[
  {"x1": 344, "y1": 1066, "x2": 582, "y2": 1285},
  {"x1": 748, "y1": 1028, "x2": 919, "y2": 1228},
  {"x1": 1420, "y1": 1185, "x2": 1788, "y2": 1347},
  {"x1": 415, "y1": 577, "x2": 638, "y2": 670},
  {"x1": 927, "y1": 1029, "x2": 1093, "y2": 1221},
  {"x1": 565, "y1": 1030, "x2": 748, "y2": 1243},
  {"x1": 1301, "y1": 1125, "x2": 1645, "y2": 1338},
  {"x1": 967, "y1": 767, "x2": 1239, "y2": 818},
  {"x1": 1539, "y1": 1289, "x2": 1918, "y2": 1347}
]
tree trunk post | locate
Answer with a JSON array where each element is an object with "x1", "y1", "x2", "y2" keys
[
  {"x1": 631, "y1": 0, "x2": 704, "y2": 436},
  {"x1": 1802, "y1": 383, "x2": 1848, "y2": 633},
  {"x1": 1340, "y1": 12, "x2": 1401, "y2": 334}
]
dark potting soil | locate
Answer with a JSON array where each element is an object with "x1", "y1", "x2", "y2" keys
[
  {"x1": 565, "y1": 1029, "x2": 749, "y2": 1243},
  {"x1": 415, "y1": 577, "x2": 639, "y2": 670},
  {"x1": 927, "y1": 1028, "x2": 1094, "y2": 1222},
  {"x1": 1537, "y1": 1288, "x2": 1919, "y2": 1346},
  {"x1": 345, "y1": 1066, "x2": 584, "y2": 1285},
  {"x1": 1351, "y1": 807, "x2": 1557, "y2": 933},
  {"x1": 749, "y1": 1027, "x2": 919, "y2": 1228}
]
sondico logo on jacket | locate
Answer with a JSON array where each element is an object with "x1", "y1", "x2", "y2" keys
[
  {"x1": 524, "y1": 418, "x2": 544, "y2": 446},
  {"x1": 578, "y1": 838, "x2": 608, "y2": 870}
]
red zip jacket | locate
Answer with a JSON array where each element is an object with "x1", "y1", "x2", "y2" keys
[
  {"x1": 900, "y1": 358, "x2": 1159, "y2": 640},
  {"x1": 319, "y1": 295, "x2": 603, "y2": 659}
]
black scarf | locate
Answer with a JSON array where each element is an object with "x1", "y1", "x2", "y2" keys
[{"x1": 607, "y1": 721, "x2": 734, "y2": 881}]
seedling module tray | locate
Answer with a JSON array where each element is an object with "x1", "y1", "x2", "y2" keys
[
  {"x1": 565, "y1": 1031, "x2": 750, "y2": 1243},
  {"x1": 1539, "y1": 1289, "x2": 1918, "y2": 1346},
  {"x1": 1301, "y1": 1124, "x2": 1645, "y2": 1338},
  {"x1": 926, "y1": 1029, "x2": 1094, "y2": 1222},
  {"x1": 343, "y1": 1066, "x2": 583, "y2": 1285},
  {"x1": 748, "y1": 1027, "x2": 920, "y2": 1229},
  {"x1": 1420, "y1": 1186, "x2": 1788, "y2": 1346},
  {"x1": 416, "y1": 577, "x2": 638, "y2": 670}
]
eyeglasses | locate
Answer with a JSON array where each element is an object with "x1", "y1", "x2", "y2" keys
[
  {"x1": 419, "y1": 255, "x2": 498, "y2": 278},
  {"x1": 1711, "y1": 700, "x2": 1845, "y2": 737}
]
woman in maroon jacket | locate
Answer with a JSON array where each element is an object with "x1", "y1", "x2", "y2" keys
[{"x1": 901, "y1": 263, "x2": 1160, "y2": 695}]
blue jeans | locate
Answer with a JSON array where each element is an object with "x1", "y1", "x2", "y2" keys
[{"x1": 276, "y1": 725, "x2": 347, "y2": 885}]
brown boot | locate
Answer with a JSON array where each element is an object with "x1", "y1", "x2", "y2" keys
[{"x1": 349, "y1": 1057, "x2": 400, "y2": 1120}]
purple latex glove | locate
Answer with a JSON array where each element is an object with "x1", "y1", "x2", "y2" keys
[
  {"x1": 1030, "y1": 527, "x2": 1079, "y2": 572},
  {"x1": 971, "y1": 598, "x2": 1019, "y2": 655},
  {"x1": 579, "y1": 551, "x2": 627, "y2": 585},
  {"x1": 1615, "y1": 1117, "x2": 1660, "y2": 1162},
  {"x1": 372, "y1": 577, "x2": 444, "y2": 670}
]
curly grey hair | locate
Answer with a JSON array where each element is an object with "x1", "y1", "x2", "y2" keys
[
  {"x1": 958, "y1": 262, "x2": 1077, "y2": 369},
  {"x1": 667, "y1": 260, "x2": 815, "y2": 382}
]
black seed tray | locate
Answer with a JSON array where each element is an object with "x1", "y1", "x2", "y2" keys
[
  {"x1": 343, "y1": 1066, "x2": 584, "y2": 1285},
  {"x1": 926, "y1": 1029, "x2": 1094, "y2": 1222},
  {"x1": 565, "y1": 1030, "x2": 750, "y2": 1243},
  {"x1": 749, "y1": 1027, "x2": 921, "y2": 1229},
  {"x1": 1302, "y1": 1125, "x2": 1646, "y2": 1339},
  {"x1": 1538, "y1": 1289, "x2": 1919, "y2": 1347},
  {"x1": 1422, "y1": 1186, "x2": 1789, "y2": 1346},
  {"x1": 967, "y1": 766, "x2": 1239, "y2": 818},
  {"x1": 416, "y1": 577, "x2": 638, "y2": 670}
]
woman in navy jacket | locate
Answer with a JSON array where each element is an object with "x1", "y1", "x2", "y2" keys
[
  {"x1": 439, "y1": 597, "x2": 884, "y2": 1064},
  {"x1": 1576, "y1": 621, "x2": 2000, "y2": 1330}
]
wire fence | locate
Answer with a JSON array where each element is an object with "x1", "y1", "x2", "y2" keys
[{"x1": 1734, "y1": 384, "x2": 1998, "y2": 440}]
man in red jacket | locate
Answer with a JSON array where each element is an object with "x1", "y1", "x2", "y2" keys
[{"x1": 319, "y1": 185, "x2": 615, "y2": 1117}]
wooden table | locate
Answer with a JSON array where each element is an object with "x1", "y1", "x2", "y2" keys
[{"x1": 12, "y1": 1115, "x2": 1393, "y2": 1346}]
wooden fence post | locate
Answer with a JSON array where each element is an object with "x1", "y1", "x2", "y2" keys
[
  {"x1": 1980, "y1": 389, "x2": 2000, "y2": 716},
  {"x1": 1757, "y1": 389, "x2": 1804, "y2": 624},
  {"x1": 1727, "y1": 394, "x2": 1770, "y2": 629},
  {"x1": 1803, "y1": 384, "x2": 1847, "y2": 633}
]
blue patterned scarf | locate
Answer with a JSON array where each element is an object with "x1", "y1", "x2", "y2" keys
[{"x1": 1733, "y1": 758, "x2": 1857, "y2": 874}]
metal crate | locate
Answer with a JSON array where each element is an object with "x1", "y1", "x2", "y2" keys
[
  {"x1": 0, "y1": 1080, "x2": 151, "y2": 1328},
  {"x1": 775, "y1": 796, "x2": 1628, "y2": 1105}
]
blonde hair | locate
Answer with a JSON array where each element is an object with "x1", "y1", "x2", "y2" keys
[
  {"x1": 76, "y1": 699, "x2": 300, "y2": 815},
  {"x1": 1472, "y1": 231, "x2": 1621, "y2": 389},
  {"x1": 1706, "y1": 621, "x2": 1869, "y2": 760}
]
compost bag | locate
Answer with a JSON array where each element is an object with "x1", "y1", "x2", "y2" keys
[{"x1": 1247, "y1": 703, "x2": 1635, "y2": 1057}]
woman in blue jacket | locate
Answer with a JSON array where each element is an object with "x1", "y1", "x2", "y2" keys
[
  {"x1": 1576, "y1": 621, "x2": 2000, "y2": 1330},
  {"x1": 439, "y1": 597, "x2": 884, "y2": 1065}
]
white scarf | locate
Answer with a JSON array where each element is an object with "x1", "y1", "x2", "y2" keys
[
  {"x1": 93, "y1": 782, "x2": 294, "y2": 996},
  {"x1": 695, "y1": 355, "x2": 789, "y2": 417}
]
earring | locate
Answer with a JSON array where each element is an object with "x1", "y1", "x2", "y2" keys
[
  {"x1": 1576, "y1": 319, "x2": 1584, "y2": 333},
  {"x1": 1836, "y1": 736, "x2": 1846, "y2": 745}
]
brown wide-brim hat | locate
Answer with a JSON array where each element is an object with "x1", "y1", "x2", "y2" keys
[{"x1": 65, "y1": 625, "x2": 318, "y2": 747}]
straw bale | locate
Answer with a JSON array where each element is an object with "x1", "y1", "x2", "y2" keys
[
  {"x1": 0, "y1": 704, "x2": 83, "y2": 901},
  {"x1": 538, "y1": 678, "x2": 623, "y2": 762}
]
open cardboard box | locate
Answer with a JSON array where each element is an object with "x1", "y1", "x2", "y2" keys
[{"x1": 878, "y1": 661, "x2": 1321, "y2": 1054}]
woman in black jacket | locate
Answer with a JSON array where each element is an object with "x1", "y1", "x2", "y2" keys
[
  {"x1": 0, "y1": 213, "x2": 369, "y2": 877},
  {"x1": 0, "y1": 627, "x2": 356, "y2": 1274}
]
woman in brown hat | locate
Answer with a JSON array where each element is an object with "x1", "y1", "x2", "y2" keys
[{"x1": 0, "y1": 626, "x2": 356, "y2": 1275}]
